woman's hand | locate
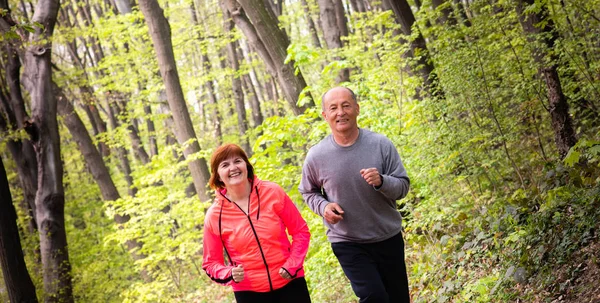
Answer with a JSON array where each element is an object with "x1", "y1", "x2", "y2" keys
[
  {"x1": 232, "y1": 264, "x2": 244, "y2": 283},
  {"x1": 279, "y1": 268, "x2": 292, "y2": 280}
]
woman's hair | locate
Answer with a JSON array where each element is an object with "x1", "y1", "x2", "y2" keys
[{"x1": 208, "y1": 143, "x2": 255, "y2": 190}]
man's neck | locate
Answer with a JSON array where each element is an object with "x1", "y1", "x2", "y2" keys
[{"x1": 333, "y1": 128, "x2": 360, "y2": 147}]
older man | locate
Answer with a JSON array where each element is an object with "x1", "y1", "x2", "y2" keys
[{"x1": 299, "y1": 86, "x2": 411, "y2": 303}]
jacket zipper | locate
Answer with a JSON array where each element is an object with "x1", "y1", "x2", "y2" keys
[{"x1": 224, "y1": 186, "x2": 274, "y2": 291}]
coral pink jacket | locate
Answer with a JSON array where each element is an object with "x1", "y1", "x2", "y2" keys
[{"x1": 202, "y1": 177, "x2": 310, "y2": 292}]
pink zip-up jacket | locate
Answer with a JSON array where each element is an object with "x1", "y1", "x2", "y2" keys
[{"x1": 202, "y1": 177, "x2": 310, "y2": 292}]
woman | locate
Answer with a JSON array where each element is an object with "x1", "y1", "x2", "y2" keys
[{"x1": 202, "y1": 143, "x2": 312, "y2": 303}]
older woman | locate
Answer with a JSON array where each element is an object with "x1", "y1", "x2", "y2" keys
[{"x1": 202, "y1": 143, "x2": 312, "y2": 303}]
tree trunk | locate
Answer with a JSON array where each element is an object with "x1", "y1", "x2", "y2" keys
[
  {"x1": 0, "y1": 156, "x2": 38, "y2": 303},
  {"x1": 431, "y1": 0, "x2": 457, "y2": 25},
  {"x1": 2, "y1": 45, "x2": 39, "y2": 235},
  {"x1": 55, "y1": 83, "x2": 148, "y2": 273},
  {"x1": 243, "y1": 73, "x2": 264, "y2": 127},
  {"x1": 55, "y1": 84, "x2": 120, "y2": 202},
  {"x1": 224, "y1": 0, "x2": 314, "y2": 115},
  {"x1": 317, "y1": 0, "x2": 350, "y2": 83},
  {"x1": 221, "y1": 6, "x2": 252, "y2": 155},
  {"x1": 22, "y1": 0, "x2": 74, "y2": 300},
  {"x1": 106, "y1": 98, "x2": 138, "y2": 197},
  {"x1": 300, "y1": 0, "x2": 322, "y2": 47},
  {"x1": 515, "y1": 0, "x2": 577, "y2": 158},
  {"x1": 144, "y1": 102, "x2": 159, "y2": 158},
  {"x1": 138, "y1": 0, "x2": 211, "y2": 201},
  {"x1": 385, "y1": 0, "x2": 443, "y2": 99},
  {"x1": 190, "y1": 2, "x2": 223, "y2": 144}
]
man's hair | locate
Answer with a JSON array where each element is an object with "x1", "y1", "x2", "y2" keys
[
  {"x1": 208, "y1": 143, "x2": 255, "y2": 190},
  {"x1": 321, "y1": 87, "x2": 357, "y2": 111}
]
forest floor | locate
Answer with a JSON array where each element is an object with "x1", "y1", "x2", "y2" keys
[{"x1": 517, "y1": 239, "x2": 600, "y2": 303}]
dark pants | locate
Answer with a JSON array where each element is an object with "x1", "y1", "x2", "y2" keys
[
  {"x1": 234, "y1": 277, "x2": 311, "y2": 303},
  {"x1": 331, "y1": 232, "x2": 410, "y2": 303}
]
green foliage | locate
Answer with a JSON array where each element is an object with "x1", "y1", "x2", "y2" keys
[{"x1": 4, "y1": 0, "x2": 599, "y2": 301}]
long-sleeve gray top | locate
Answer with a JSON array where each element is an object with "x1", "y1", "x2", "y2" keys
[{"x1": 299, "y1": 128, "x2": 410, "y2": 243}]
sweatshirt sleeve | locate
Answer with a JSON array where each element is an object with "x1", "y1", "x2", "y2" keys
[
  {"x1": 375, "y1": 139, "x2": 410, "y2": 201},
  {"x1": 277, "y1": 192, "x2": 310, "y2": 277},
  {"x1": 299, "y1": 155, "x2": 329, "y2": 216},
  {"x1": 202, "y1": 216, "x2": 235, "y2": 285}
]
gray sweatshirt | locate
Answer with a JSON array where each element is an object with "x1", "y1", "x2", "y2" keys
[{"x1": 299, "y1": 128, "x2": 410, "y2": 243}]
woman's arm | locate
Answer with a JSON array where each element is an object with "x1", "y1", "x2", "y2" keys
[
  {"x1": 278, "y1": 193, "x2": 310, "y2": 278},
  {"x1": 202, "y1": 223, "x2": 235, "y2": 285}
]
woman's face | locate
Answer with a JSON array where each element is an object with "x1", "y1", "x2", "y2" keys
[{"x1": 217, "y1": 155, "x2": 248, "y2": 189}]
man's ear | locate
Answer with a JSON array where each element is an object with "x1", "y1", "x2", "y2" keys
[{"x1": 321, "y1": 111, "x2": 327, "y2": 119}]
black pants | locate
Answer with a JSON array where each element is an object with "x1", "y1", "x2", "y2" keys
[
  {"x1": 331, "y1": 232, "x2": 410, "y2": 303},
  {"x1": 233, "y1": 277, "x2": 311, "y2": 303}
]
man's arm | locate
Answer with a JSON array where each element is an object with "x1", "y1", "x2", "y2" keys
[
  {"x1": 299, "y1": 159, "x2": 329, "y2": 217},
  {"x1": 375, "y1": 140, "x2": 410, "y2": 200}
]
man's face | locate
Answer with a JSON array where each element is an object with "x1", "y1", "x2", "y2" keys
[{"x1": 321, "y1": 88, "x2": 360, "y2": 134}]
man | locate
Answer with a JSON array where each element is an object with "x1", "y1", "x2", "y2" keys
[{"x1": 299, "y1": 86, "x2": 411, "y2": 303}]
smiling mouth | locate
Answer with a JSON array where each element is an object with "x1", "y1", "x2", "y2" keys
[{"x1": 229, "y1": 172, "x2": 242, "y2": 178}]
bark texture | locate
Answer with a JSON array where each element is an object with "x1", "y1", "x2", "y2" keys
[
  {"x1": 318, "y1": 0, "x2": 350, "y2": 83},
  {"x1": 224, "y1": 0, "x2": 314, "y2": 115},
  {"x1": 138, "y1": 0, "x2": 211, "y2": 201},
  {"x1": 385, "y1": 0, "x2": 443, "y2": 99},
  {"x1": 22, "y1": 0, "x2": 74, "y2": 300},
  {"x1": 515, "y1": 0, "x2": 577, "y2": 158},
  {"x1": 0, "y1": 156, "x2": 38, "y2": 303}
]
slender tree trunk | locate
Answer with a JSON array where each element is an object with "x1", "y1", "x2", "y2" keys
[
  {"x1": 106, "y1": 99, "x2": 138, "y2": 197},
  {"x1": 385, "y1": 0, "x2": 443, "y2": 99},
  {"x1": 224, "y1": 0, "x2": 314, "y2": 115},
  {"x1": 431, "y1": 0, "x2": 457, "y2": 25},
  {"x1": 0, "y1": 156, "x2": 38, "y2": 303},
  {"x1": 138, "y1": 0, "x2": 211, "y2": 201},
  {"x1": 221, "y1": 5, "x2": 252, "y2": 155},
  {"x1": 243, "y1": 73, "x2": 264, "y2": 127},
  {"x1": 300, "y1": 0, "x2": 322, "y2": 47},
  {"x1": 61, "y1": 4, "x2": 111, "y2": 157},
  {"x1": 22, "y1": 0, "x2": 74, "y2": 300},
  {"x1": 144, "y1": 102, "x2": 159, "y2": 158},
  {"x1": 54, "y1": 83, "x2": 148, "y2": 273},
  {"x1": 318, "y1": 0, "x2": 350, "y2": 83},
  {"x1": 190, "y1": 2, "x2": 223, "y2": 144},
  {"x1": 453, "y1": 0, "x2": 471, "y2": 27},
  {"x1": 2, "y1": 45, "x2": 39, "y2": 235},
  {"x1": 55, "y1": 84, "x2": 120, "y2": 201},
  {"x1": 515, "y1": 0, "x2": 577, "y2": 158}
]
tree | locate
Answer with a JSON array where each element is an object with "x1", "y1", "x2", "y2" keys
[
  {"x1": 0, "y1": 45, "x2": 39, "y2": 236},
  {"x1": 318, "y1": 0, "x2": 350, "y2": 83},
  {"x1": 21, "y1": 0, "x2": 74, "y2": 300},
  {"x1": 221, "y1": 5, "x2": 252, "y2": 154},
  {"x1": 0, "y1": 137, "x2": 38, "y2": 303},
  {"x1": 384, "y1": 0, "x2": 443, "y2": 99},
  {"x1": 222, "y1": 0, "x2": 314, "y2": 115},
  {"x1": 138, "y1": 0, "x2": 211, "y2": 201},
  {"x1": 515, "y1": 0, "x2": 577, "y2": 158}
]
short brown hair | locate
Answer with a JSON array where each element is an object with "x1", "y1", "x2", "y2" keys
[{"x1": 208, "y1": 143, "x2": 255, "y2": 190}]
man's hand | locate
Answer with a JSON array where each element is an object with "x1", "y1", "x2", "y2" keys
[
  {"x1": 360, "y1": 168, "x2": 382, "y2": 187},
  {"x1": 232, "y1": 264, "x2": 244, "y2": 283},
  {"x1": 279, "y1": 268, "x2": 292, "y2": 280},
  {"x1": 324, "y1": 203, "x2": 344, "y2": 224}
]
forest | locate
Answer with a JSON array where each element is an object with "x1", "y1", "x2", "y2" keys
[{"x1": 1, "y1": 0, "x2": 599, "y2": 301}]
